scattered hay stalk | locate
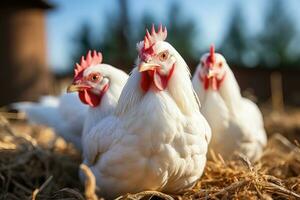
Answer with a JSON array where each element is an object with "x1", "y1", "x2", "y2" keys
[
  {"x1": 0, "y1": 114, "x2": 299, "y2": 199},
  {"x1": 80, "y1": 164, "x2": 100, "y2": 200}
]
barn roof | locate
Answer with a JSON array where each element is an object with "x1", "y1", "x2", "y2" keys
[{"x1": 0, "y1": 0, "x2": 54, "y2": 9}]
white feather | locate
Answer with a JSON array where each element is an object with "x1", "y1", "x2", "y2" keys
[
  {"x1": 83, "y1": 42, "x2": 211, "y2": 199},
  {"x1": 13, "y1": 65, "x2": 128, "y2": 150},
  {"x1": 82, "y1": 65, "x2": 129, "y2": 140},
  {"x1": 192, "y1": 62, "x2": 267, "y2": 161},
  {"x1": 13, "y1": 93, "x2": 87, "y2": 148}
]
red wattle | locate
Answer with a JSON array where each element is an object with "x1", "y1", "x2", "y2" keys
[
  {"x1": 199, "y1": 72, "x2": 226, "y2": 91},
  {"x1": 141, "y1": 71, "x2": 152, "y2": 92},
  {"x1": 211, "y1": 77, "x2": 218, "y2": 90},
  {"x1": 79, "y1": 90, "x2": 101, "y2": 107},
  {"x1": 78, "y1": 84, "x2": 109, "y2": 107},
  {"x1": 153, "y1": 71, "x2": 166, "y2": 91},
  {"x1": 153, "y1": 64, "x2": 175, "y2": 91},
  {"x1": 140, "y1": 64, "x2": 175, "y2": 92},
  {"x1": 201, "y1": 76, "x2": 210, "y2": 90}
]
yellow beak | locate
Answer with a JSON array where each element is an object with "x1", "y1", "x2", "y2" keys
[
  {"x1": 66, "y1": 84, "x2": 82, "y2": 93},
  {"x1": 139, "y1": 62, "x2": 159, "y2": 72},
  {"x1": 207, "y1": 70, "x2": 214, "y2": 78}
]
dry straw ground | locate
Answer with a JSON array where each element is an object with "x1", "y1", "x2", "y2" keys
[{"x1": 0, "y1": 109, "x2": 299, "y2": 200}]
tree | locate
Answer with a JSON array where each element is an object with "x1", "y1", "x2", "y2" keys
[
  {"x1": 71, "y1": 0, "x2": 200, "y2": 74},
  {"x1": 167, "y1": 2, "x2": 199, "y2": 68},
  {"x1": 71, "y1": 0, "x2": 133, "y2": 73},
  {"x1": 257, "y1": 0, "x2": 298, "y2": 68},
  {"x1": 100, "y1": 0, "x2": 132, "y2": 69},
  {"x1": 136, "y1": 1, "x2": 200, "y2": 69},
  {"x1": 219, "y1": 4, "x2": 250, "y2": 68},
  {"x1": 70, "y1": 23, "x2": 95, "y2": 74}
]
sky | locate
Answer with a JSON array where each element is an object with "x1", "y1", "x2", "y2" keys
[{"x1": 46, "y1": 0, "x2": 300, "y2": 73}]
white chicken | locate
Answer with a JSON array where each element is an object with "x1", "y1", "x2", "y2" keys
[
  {"x1": 13, "y1": 93, "x2": 87, "y2": 149},
  {"x1": 67, "y1": 50, "x2": 128, "y2": 146},
  {"x1": 14, "y1": 51, "x2": 128, "y2": 150},
  {"x1": 192, "y1": 45, "x2": 267, "y2": 161},
  {"x1": 82, "y1": 25, "x2": 211, "y2": 199}
]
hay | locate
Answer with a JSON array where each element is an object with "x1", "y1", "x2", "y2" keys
[
  {"x1": 80, "y1": 164, "x2": 100, "y2": 200},
  {"x1": 0, "y1": 116, "x2": 83, "y2": 200},
  {"x1": 177, "y1": 135, "x2": 300, "y2": 200},
  {"x1": 0, "y1": 113, "x2": 299, "y2": 200}
]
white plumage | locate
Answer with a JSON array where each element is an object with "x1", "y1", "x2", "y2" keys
[
  {"x1": 13, "y1": 51, "x2": 128, "y2": 150},
  {"x1": 192, "y1": 47, "x2": 267, "y2": 161},
  {"x1": 13, "y1": 93, "x2": 87, "y2": 149},
  {"x1": 82, "y1": 25, "x2": 211, "y2": 199},
  {"x1": 77, "y1": 64, "x2": 129, "y2": 142}
]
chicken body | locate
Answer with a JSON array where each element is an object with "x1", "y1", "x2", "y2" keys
[
  {"x1": 14, "y1": 55, "x2": 128, "y2": 151},
  {"x1": 13, "y1": 93, "x2": 87, "y2": 149},
  {"x1": 192, "y1": 48, "x2": 267, "y2": 161},
  {"x1": 83, "y1": 26, "x2": 211, "y2": 199},
  {"x1": 79, "y1": 64, "x2": 129, "y2": 141}
]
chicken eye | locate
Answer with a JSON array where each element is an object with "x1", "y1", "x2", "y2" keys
[
  {"x1": 159, "y1": 51, "x2": 169, "y2": 61},
  {"x1": 201, "y1": 61, "x2": 205, "y2": 66},
  {"x1": 90, "y1": 74, "x2": 100, "y2": 82},
  {"x1": 218, "y1": 62, "x2": 223, "y2": 68}
]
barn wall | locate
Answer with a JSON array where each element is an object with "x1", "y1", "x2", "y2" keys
[
  {"x1": 233, "y1": 67, "x2": 300, "y2": 106},
  {"x1": 0, "y1": 6, "x2": 52, "y2": 106}
]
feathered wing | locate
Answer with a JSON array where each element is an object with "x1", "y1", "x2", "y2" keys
[
  {"x1": 223, "y1": 68, "x2": 266, "y2": 158},
  {"x1": 82, "y1": 116, "x2": 145, "y2": 199},
  {"x1": 82, "y1": 116, "x2": 121, "y2": 166},
  {"x1": 240, "y1": 99, "x2": 266, "y2": 140},
  {"x1": 235, "y1": 98, "x2": 267, "y2": 160}
]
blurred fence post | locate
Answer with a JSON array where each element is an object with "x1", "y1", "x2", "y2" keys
[{"x1": 270, "y1": 72, "x2": 284, "y2": 113}]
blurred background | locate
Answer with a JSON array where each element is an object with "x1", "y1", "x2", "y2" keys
[{"x1": 0, "y1": 0, "x2": 299, "y2": 108}]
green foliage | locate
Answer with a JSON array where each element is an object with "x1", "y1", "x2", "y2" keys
[
  {"x1": 70, "y1": 0, "x2": 300, "y2": 75},
  {"x1": 256, "y1": 0, "x2": 299, "y2": 68},
  {"x1": 166, "y1": 2, "x2": 199, "y2": 66},
  {"x1": 219, "y1": 4, "x2": 265, "y2": 68},
  {"x1": 70, "y1": 23, "x2": 95, "y2": 74},
  {"x1": 70, "y1": 0, "x2": 199, "y2": 74},
  {"x1": 136, "y1": 1, "x2": 199, "y2": 68},
  {"x1": 71, "y1": 0, "x2": 133, "y2": 73},
  {"x1": 219, "y1": 4, "x2": 249, "y2": 67},
  {"x1": 220, "y1": 0, "x2": 300, "y2": 69}
]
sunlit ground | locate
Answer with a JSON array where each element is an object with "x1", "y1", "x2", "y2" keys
[{"x1": 0, "y1": 107, "x2": 299, "y2": 199}]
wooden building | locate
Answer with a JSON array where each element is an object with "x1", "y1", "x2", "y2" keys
[
  {"x1": 233, "y1": 67, "x2": 300, "y2": 106},
  {"x1": 0, "y1": 0, "x2": 53, "y2": 106}
]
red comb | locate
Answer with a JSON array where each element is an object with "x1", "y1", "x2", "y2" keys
[
  {"x1": 208, "y1": 44, "x2": 215, "y2": 63},
  {"x1": 74, "y1": 50, "x2": 102, "y2": 78},
  {"x1": 143, "y1": 24, "x2": 167, "y2": 50},
  {"x1": 140, "y1": 24, "x2": 167, "y2": 60}
]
